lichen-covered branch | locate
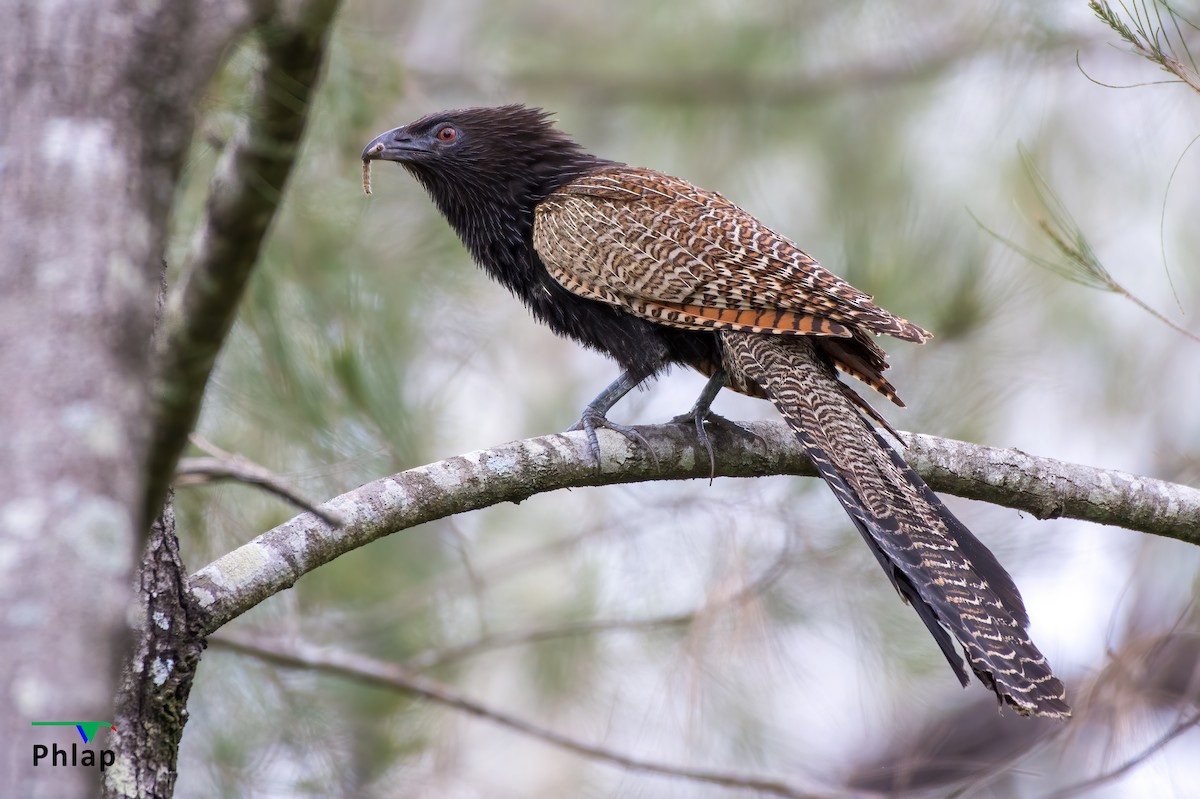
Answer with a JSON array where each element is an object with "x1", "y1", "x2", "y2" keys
[
  {"x1": 899, "y1": 432, "x2": 1198, "y2": 541},
  {"x1": 190, "y1": 423, "x2": 1199, "y2": 634}
]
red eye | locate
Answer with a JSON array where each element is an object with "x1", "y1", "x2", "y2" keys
[{"x1": 437, "y1": 126, "x2": 457, "y2": 142}]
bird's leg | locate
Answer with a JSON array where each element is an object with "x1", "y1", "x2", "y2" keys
[
  {"x1": 671, "y1": 370, "x2": 764, "y2": 477},
  {"x1": 568, "y1": 371, "x2": 656, "y2": 465}
]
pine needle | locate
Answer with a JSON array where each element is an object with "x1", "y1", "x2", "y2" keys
[
  {"x1": 1089, "y1": 0, "x2": 1200, "y2": 93},
  {"x1": 974, "y1": 146, "x2": 1198, "y2": 343}
]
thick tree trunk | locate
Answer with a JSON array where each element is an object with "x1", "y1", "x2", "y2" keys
[{"x1": 0, "y1": 1, "x2": 257, "y2": 795}]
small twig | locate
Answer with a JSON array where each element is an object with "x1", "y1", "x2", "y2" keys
[
  {"x1": 1041, "y1": 707, "x2": 1200, "y2": 799},
  {"x1": 188, "y1": 432, "x2": 237, "y2": 461},
  {"x1": 176, "y1": 444, "x2": 343, "y2": 528},
  {"x1": 441, "y1": 517, "x2": 490, "y2": 641}
]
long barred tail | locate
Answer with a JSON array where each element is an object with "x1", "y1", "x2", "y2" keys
[{"x1": 722, "y1": 332, "x2": 1070, "y2": 718}]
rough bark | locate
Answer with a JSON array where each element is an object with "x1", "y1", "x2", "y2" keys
[
  {"x1": 103, "y1": 493, "x2": 206, "y2": 799},
  {"x1": 0, "y1": 1, "x2": 260, "y2": 796}
]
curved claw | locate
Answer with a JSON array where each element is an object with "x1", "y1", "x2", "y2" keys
[
  {"x1": 670, "y1": 407, "x2": 717, "y2": 478},
  {"x1": 569, "y1": 406, "x2": 657, "y2": 467},
  {"x1": 670, "y1": 409, "x2": 765, "y2": 481}
]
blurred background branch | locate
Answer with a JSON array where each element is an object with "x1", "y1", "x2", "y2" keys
[{"x1": 211, "y1": 629, "x2": 843, "y2": 799}]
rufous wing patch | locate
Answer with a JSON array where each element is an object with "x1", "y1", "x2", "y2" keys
[{"x1": 643, "y1": 301, "x2": 853, "y2": 337}]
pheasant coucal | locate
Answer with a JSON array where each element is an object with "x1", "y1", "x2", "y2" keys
[{"x1": 362, "y1": 105, "x2": 1070, "y2": 718}]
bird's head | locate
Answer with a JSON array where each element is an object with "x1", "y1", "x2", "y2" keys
[{"x1": 362, "y1": 104, "x2": 608, "y2": 205}]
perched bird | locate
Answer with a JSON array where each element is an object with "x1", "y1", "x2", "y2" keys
[{"x1": 362, "y1": 104, "x2": 1069, "y2": 718}]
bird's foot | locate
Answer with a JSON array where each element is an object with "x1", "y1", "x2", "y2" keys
[
  {"x1": 670, "y1": 408, "x2": 764, "y2": 479},
  {"x1": 569, "y1": 406, "x2": 657, "y2": 467}
]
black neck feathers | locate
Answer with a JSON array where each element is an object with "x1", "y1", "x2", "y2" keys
[{"x1": 398, "y1": 106, "x2": 613, "y2": 292}]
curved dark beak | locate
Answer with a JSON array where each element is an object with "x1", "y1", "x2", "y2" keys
[{"x1": 361, "y1": 126, "x2": 425, "y2": 163}]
